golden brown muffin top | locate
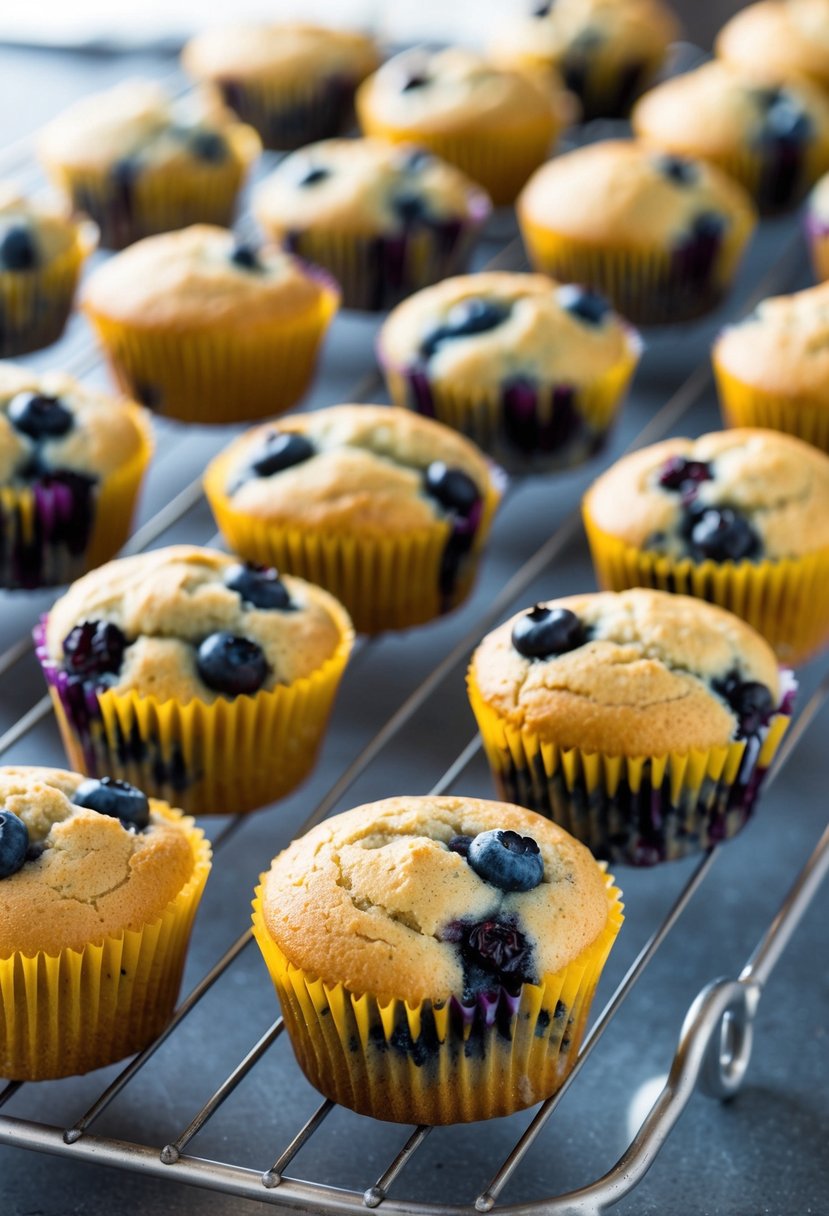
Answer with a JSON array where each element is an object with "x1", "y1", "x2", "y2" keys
[
  {"x1": 716, "y1": 0, "x2": 829, "y2": 88},
  {"x1": 377, "y1": 271, "x2": 639, "y2": 388},
  {"x1": 518, "y1": 139, "x2": 756, "y2": 249},
  {"x1": 183, "y1": 23, "x2": 379, "y2": 86},
  {"x1": 37, "y1": 77, "x2": 260, "y2": 173},
  {"x1": 260, "y1": 795, "x2": 618, "y2": 1004},
  {"x1": 253, "y1": 137, "x2": 490, "y2": 237},
  {"x1": 46, "y1": 545, "x2": 351, "y2": 705},
  {"x1": 713, "y1": 278, "x2": 829, "y2": 396},
  {"x1": 0, "y1": 362, "x2": 149, "y2": 487},
  {"x1": 0, "y1": 766, "x2": 199, "y2": 958},
  {"x1": 81, "y1": 225, "x2": 335, "y2": 330},
  {"x1": 494, "y1": 0, "x2": 678, "y2": 73},
  {"x1": 470, "y1": 589, "x2": 782, "y2": 757},
  {"x1": 215, "y1": 403, "x2": 497, "y2": 535},
  {"x1": 584, "y1": 428, "x2": 829, "y2": 559}
]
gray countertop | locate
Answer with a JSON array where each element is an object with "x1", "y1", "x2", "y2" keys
[{"x1": 0, "y1": 33, "x2": 828, "y2": 1216}]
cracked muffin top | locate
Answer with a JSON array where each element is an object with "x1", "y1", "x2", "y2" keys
[
  {"x1": 253, "y1": 138, "x2": 490, "y2": 237},
  {"x1": 45, "y1": 545, "x2": 352, "y2": 704},
  {"x1": 0, "y1": 362, "x2": 149, "y2": 487},
  {"x1": 583, "y1": 428, "x2": 829, "y2": 562},
  {"x1": 469, "y1": 588, "x2": 783, "y2": 756},
  {"x1": 0, "y1": 766, "x2": 199, "y2": 958},
  {"x1": 713, "y1": 279, "x2": 829, "y2": 396},
  {"x1": 0, "y1": 183, "x2": 94, "y2": 269},
  {"x1": 259, "y1": 794, "x2": 619, "y2": 1004},
  {"x1": 378, "y1": 272, "x2": 639, "y2": 387},
  {"x1": 183, "y1": 23, "x2": 379, "y2": 87},
  {"x1": 716, "y1": 0, "x2": 829, "y2": 90}
]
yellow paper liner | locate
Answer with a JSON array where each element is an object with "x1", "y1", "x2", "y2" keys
[
  {"x1": 583, "y1": 500, "x2": 829, "y2": 666},
  {"x1": 40, "y1": 597, "x2": 354, "y2": 816},
  {"x1": 0, "y1": 219, "x2": 97, "y2": 357},
  {"x1": 713, "y1": 354, "x2": 829, "y2": 455},
  {"x1": 0, "y1": 805, "x2": 211, "y2": 1080},
  {"x1": 251, "y1": 873, "x2": 623, "y2": 1124},
  {"x1": 517, "y1": 216, "x2": 754, "y2": 326},
  {"x1": 84, "y1": 281, "x2": 339, "y2": 425},
  {"x1": 467, "y1": 666, "x2": 791, "y2": 865},
  {"x1": 204, "y1": 452, "x2": 502, "y2": 634}
]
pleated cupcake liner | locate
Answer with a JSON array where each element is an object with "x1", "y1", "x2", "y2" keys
[
  {"x1": 0, "y1": 404, "x2": 152, "y2": 591},
  {"x1": 583, "y1": 503, "x2": 829, "y2": 666},
  {"x1": 567, "y1": 54, "x2": 663, "y2": 122},
  {"x1": 378, "y1": 331, "x2": 640, "y2": 474},
  {"x1": 0, "y1": 805, "x2": 211, "y2": 1080},
  {"x1": 467, "y1": 667, "x2": 793, "y2": 866},
  {"x1": 0, "y1": 219, "x2": 97, "y2": 357},
  {"x1": 251, "y1": 873, "x2": 623, "y2": 1124},
  {"x1": 713, "y1": 355, "x2": 829, "y2": 455},
  {"x1": 43, "y1": 126, "x2": 260, "y2": 250},
  {"x1": 215, "y1": 73, "x2": 367, "y2": 151},
  {"x1": 34, "y1": 602, "x2": 354, "y2": 816},
  {"x1": 84, "y1": 267, "x2": 339, "y2": 424},
  {"x1": 804, "y1": 212, "x2": 829, "y2": 282},
  {"x1": 517, "y1": 218, "x2": 754, "y2": 326},
  {"x1": 204, "y1": 452, "x2": 503, "y2": 634}
]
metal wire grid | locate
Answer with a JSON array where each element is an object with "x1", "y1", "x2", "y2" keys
[{"x1": 0, "y1": 69, "x2": 828, "y2": 1216}]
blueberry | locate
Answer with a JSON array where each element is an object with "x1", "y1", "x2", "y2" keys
[
  {"x1": 249, "y1": 431, "x2": 315, "y2": 478},
  {"x1": 398, "y1": 148, "x2": 433, "y2": 172},
  {"x1": 654, "y1": 153, "x2": 698, "y2": 186},
  {"x1": 72, "y1": 777, "x2": 150, "y2": 831},
  {"x1": 230, "y1": 242, "x2": 261, "y2": 271},
  {"x1": 112, "y1": 157, "x2": 139, "y2": 191},
  {"x1": 400, "y1": 73, "x2": 430, "y2": 91},
  {"x1": 423, "y1": 461, "x2": 481, "y2": 516},
  {"x1": 393, "y1": 192, "x2": 429, "y2": 225},
  {"x1": 760, "y1": 92, "x2": 813, "y2": 144},
  {"x1": 533, "y1": 2, "x2": 554, "y2": 15},
  {"x1": 420, "y1": 297, "x2": 510, "y2": 358},
  {"x1": 467, "y1": 829, "x2": 544, "y2": 892},
  {"x1": 512, "y1": 605, "x2": 587, "y2": 659},
  {"x1": 691, "y1": 212, "x2": 725, "y2": 241},
  {"x1": 713, "y1": 671, "x2": 774, "y2": 738},
  {"x1": 687, "y1": 507, "x2": 760, "y2": 562},
  {"x1": 196, "y1": 632, "x2": 268, "y2": 696},
  {"x1": 8, "y1": 392, "x2": 74, "y2": 441},
  {"x1": 189, "y1": 129, "x2": 227, "y2": 162},
  {"x1": 295, "y1": 164, "x2": 330, "y2": 187},
  {"x1": 447, "y1": 834, "x2": 473, "y2": 857},
  {"x1": 557, "y1": 284, "x2": 612, "y2": 326},
  {"x1": 0, "y1": 810, "x2": 29, "y2": 879},
  {"x1": 657, "y1": 456, "x2": 712, "y2": 493},
  {"x1": 464, "y1": 920, "x2": 530, "y2": 977},
  {"x1": 0, "y1": 223, "x2": 38, "y2": 271},
  {"x1": 63, "y1": 620, "x2": 127, "y2": 679},
  {"x1": 224, "y1": 562, "x2": 294, "y2": 610}
]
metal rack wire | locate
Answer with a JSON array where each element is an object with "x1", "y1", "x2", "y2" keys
[{"x1": 1, "y1": 55, "x2": 828, "y2": 1216}]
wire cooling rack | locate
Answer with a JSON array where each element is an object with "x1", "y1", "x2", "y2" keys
[{"x1": 0, "y1": 49, "x2": 828, "y2": 1216}]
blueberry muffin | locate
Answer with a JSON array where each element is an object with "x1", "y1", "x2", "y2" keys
[
  {"x1": 252, "y1": 794, "x2": 623, "y2": 1123},
  {"x1": 38, "y1": 78, "x2": 260, "y2": 250},
  {"x1": 717, "y1": 0, "x2": 829, "y2": 93},
  {"x1": 0, "y1": 764, "x2": 211, "y2": 1079},
  {"x1": 468, "y1": 588, "x2": 794, "y2": 865},
  {"x1": 356, "y1": 47, "x2": 564, "y2": 206},
  {"x1": 182, "y1": 23, "x2": 379, "y2": 150},
  {"x1": 633, "y1": 61, "x2": 829, "y2": 214},
  {"x1": 494, "y1": 0, "x2": 679, "y2": 122},
  {"x1": 253, "y1": 137, "x2": 490, "y2": 311},
  {"x1": 378, "y1": 271, "x2": 641, "y2": 473},
  {"x1": 0, "y1": 184, "x2": 96, "y2": 356},
  {"x1": 518, "y1": 139, "x2": 757, "y2": 325},
  {"x1": 712, "y1": 279, "x2": 829, "y2": 453},
  {"x1": 805, "y1": 169, "x2": 829, "y2": 280},
  {"x1": 204, "y1": 404, "x2": 503, "y2": 635},
  {"x1": 583, "y1": 428, "x2": 829, "y2": 664},
  {"x1": 35, "y1": 546, "x2": 354, "y2": 815},
  {"x1": 0, "y1": 362, "x2": 152, "y2": 590},
  {"x1": 81, "y1": 224, "x2": 339, "y2": 424}
]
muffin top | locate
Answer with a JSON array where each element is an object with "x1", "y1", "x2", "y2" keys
[
  {"x1": 214, "y1": 403, "x2": 496, "y2": 534},
  {"x1": 584, "y1": 428, "x2": 829, "y2": 561},
  {"x1": 0, "y1": 183, "x2": 92, "y2": 270},
  {"x1": 495, "y1": 0, "x2": 678, "y2": 72},
  {"x1": 518, "y1": 139, "x2": 756, "y2": 248},
  {"x1": 470, "y1": 588, "x2": 783, "y2": 757},
  {"x1": 183, "y1": 23, "x2": 378, "y2": 86},
  {"x1": 356, "y1": 47, "x2": 560, "y2": 135},
  {"x1": 378, "y1": 271, "x2": 639, "y2": 387},
  {"x1": 632, "y1": 61, "x2": 829, "y2": 160},
  {"x1": 259, "y1": 794, "x2": 618, "y2": 1004},
  {"x1": 716, "y1": 0, "x2": 829, "y2": 88},
  {"x1": 253, "y1": 138, "x2": 490, "y2": 237},
  {"x1": 713, "y1": 279, "x2": 829, "y2": 396},
  {"x1": 0, "y1": 362, "x2": 148, "y2": 487},
  {"x1": 37, "y1": 77, "x2": 260, "y2": 173},
  {"x1": 81, "y1": 225, "x2": 336, "y2": 330},
  {"x1": 0, "y1": 766, "x2": 199, "y2": 958},
  {"x1": 45, "y1": 545, "x2": 351, "y2": 705}
]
